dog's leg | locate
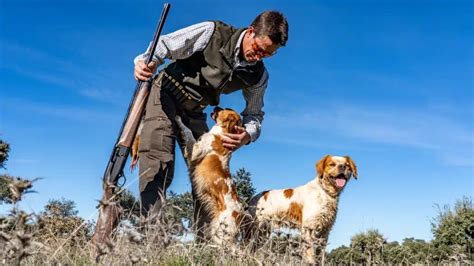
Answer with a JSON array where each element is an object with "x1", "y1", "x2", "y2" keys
[
  {"x1": 175, "y1": 115, "x2": 196, "y2": 163},
  {"x1": 211, "y1": 213, "x2": 233, "y2": 245},
  {"x1": 316, "y1": 234, "x2": 329, "y2": 265},
  {"x1": 210, "y1": 181, "x2": 243, "y2": 246},
  {"x1": 211, "y1": 213, "x2": 240, "y2": 246},
  {"x1": 301, "y1": 227, "x2": 317, "y2": 264}
]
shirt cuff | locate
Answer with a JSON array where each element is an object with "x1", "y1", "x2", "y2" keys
[
  {"x1": 244, "y1": 121, "x2": 261, "y2": 143},
  {"x1": 133, "y1": 53, "x2": 147, "y2": 65}
]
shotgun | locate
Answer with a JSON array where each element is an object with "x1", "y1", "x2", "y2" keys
[{"x1": 92, "y1": 3, "x2": 171, "y2": 245}]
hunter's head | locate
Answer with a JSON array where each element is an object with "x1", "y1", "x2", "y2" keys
[{"x1": 242, "y1": 10, "x2": 288, "y2": 63}]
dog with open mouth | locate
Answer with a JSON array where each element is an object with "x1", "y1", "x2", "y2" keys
[{"x1": 245, "y1": 155, "x2": 358, "y2": 264}]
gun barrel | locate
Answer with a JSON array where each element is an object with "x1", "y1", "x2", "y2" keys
[
  {"x1": 93, "y1": 3, "x2": 172, "y2": 247},
  {"x1": 102, "y1": 3, "x2": 171, "y2": 184}
]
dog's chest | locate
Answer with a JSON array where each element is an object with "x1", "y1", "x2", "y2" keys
[
  {"x1": 191, "y1": 126, "x2": 227, "y2": 163},
  {"x1": 301, "y1": 187, "x2": 338, "y2": 226}
]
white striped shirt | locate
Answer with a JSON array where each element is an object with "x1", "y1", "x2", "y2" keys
[{"x1": 134, "y1": 21, "x2": 268, "y2": 142}]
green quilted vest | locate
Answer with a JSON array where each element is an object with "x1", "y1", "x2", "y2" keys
[{"x1": 164, "y1": 21, "x2": 266, "y2": 106}]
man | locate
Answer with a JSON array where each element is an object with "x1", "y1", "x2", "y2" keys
[{"x1": 134, "y1": 10, "x2": 288, "y2": 221}]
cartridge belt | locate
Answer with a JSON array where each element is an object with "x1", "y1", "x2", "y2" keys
[{"x1": 158, "y1": 71, "x2": 207, "y2": 112}]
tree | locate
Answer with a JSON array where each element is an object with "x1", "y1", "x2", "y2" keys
[
  {"x1": 382, "y1": 241, "x2": 402, "y2": 264},
  {"x1": 431, "y1": 196, "x2": 474, "y2": 263},
  {"x1": 383, "y1": 238, "x2": 432, "y2": 264},
  {"x1": 0, "y1": 140, "x2": 11, "y2": 203},
  {"x1": 232, "y1": 168, "x2": 256, "y2": 208},
  {"x1": 166, "y1": 191, "x2": 193, "y2": 225},
  {"x1": 37, "y1": 198, "x2": 92, "y2": 246},
  {"x1": 327, "y1": 245, "x2": 352, "y2": 264},
  {"x1": 116, "y1": 188, "x2": 141, "y2": 219},
  {"x1": 0, "y1": 175, "x2": 11, "y2": 204},
  {"x1": 350, "y1": 229, "x2": 386, "y2": 265},
  {"x1": 0, "y1": 140, "x2": 10, "y2": 169},
  {"x1": 43, "y1": 198, "x2": 78, "y2": 217}
]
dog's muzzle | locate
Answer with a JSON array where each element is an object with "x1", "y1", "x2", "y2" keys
[{"x1": 332, "y1": 173, "x2": 348, "y2": 188}]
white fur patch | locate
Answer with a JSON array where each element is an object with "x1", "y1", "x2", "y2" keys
[{"x1": 176, "y1": 115, "x2": 242, "y2": 245}]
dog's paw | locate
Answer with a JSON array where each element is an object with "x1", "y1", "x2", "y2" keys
[
  {"x1": 175, "y1": 116, "x2": 189, "y2": 132},
  {"x1": 175, "y1": 115, "x2": 194, "y2": 139}
]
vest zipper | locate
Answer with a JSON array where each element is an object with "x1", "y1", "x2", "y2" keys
[{"x1": 216, "y1": 48, "x2": 238, "y2": 91}]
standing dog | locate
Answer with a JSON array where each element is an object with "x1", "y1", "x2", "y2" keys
[
  {"x1": 176, "y1": 107, "x2": 243, "y2": 245},
  {"x1": 246, "y1": 155, "x2": 358, "y2": 263}
]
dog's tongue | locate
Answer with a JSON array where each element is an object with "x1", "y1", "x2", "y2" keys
[{"x1": 335, "y1": 178, "x2": 346, "y2": 188}]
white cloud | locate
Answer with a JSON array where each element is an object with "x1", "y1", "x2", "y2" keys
[
  {"x1": 3, "y1": 98, "x2": 117, "y2": 123},
  {"x1": 1, "y1": 42, "x2": 128, "y2": 105},
  {"x1": 264, "y1": 103, "x2": 473, "y2": 166}
]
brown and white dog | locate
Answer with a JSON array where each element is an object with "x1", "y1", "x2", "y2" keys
[
  {"x1": 176, "y1": 107, "x2": 243, "y2": 245},
  {"x1": 246, "y1": 155, "x2": 358, "y2": 263}
]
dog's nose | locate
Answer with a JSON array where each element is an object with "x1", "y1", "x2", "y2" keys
[{"x1": 338, "y1": 164, "x2": 346, "y2": 171}]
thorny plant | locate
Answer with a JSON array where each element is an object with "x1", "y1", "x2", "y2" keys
[
  {"x1": 2, "y1": 177, "x2": 470, "y2": 265},
  {"x1": 0, "y1": 176, "x2": 45, "y2": 264},
  {"x1": 0, "y1": 176, "x2": 322, "y2": 265}
]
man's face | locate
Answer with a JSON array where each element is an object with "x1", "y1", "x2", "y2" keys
[{"x1": 242, "y1": 27, "x2": 280, "y2": 62}]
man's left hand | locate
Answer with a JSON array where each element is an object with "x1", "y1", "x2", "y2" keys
[{"x1": 221, "y1": 126, "x2": 251, "y2": 151}]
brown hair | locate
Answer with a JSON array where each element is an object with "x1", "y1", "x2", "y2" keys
[{"x1": 250, "y1": 10, "x2": 289, "y2": 46}]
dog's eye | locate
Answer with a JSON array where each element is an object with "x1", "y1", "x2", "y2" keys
[{"x1": 329, "y1": 163, "x2": 336, "y2": 167}]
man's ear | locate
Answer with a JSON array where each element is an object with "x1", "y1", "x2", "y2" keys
[{"x1": 247, "y1": 26, "x2": 255, "y2": 35}]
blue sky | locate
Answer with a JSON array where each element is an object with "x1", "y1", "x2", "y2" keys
[{"x1": 1, "y1": 0, "x2": 472, "y2": 250}]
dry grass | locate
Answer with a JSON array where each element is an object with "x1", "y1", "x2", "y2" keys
[{"x1": 0, "y1": 178, "x2": 317, "y2": 265}]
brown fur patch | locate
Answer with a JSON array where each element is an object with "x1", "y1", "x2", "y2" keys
[
  {"x1": 231, "y1": 184, "x2": 238, "y2": 201},
  {"x1": 211, "y1": 135, "x2": 228, "y2": 156},
  {"x1": 194, "y1": 154, "x2": 230, "y2": 214},
  {"x1": 344, "y1": 155, "x2": 358, "y2": 178},
  {"x1": 232, "y1": 210, "x2": 244, "y2": 226},
  {"x1": 263, "y1": 191, "x2": 269, "y2": 201},
  {"x1": 283, "y1": 189, "x2": 294, "y2": 198},
  {"x1": 217, "y1": 110, "x2": 242, "y2": 134},
  {"x1": 287, "y1": 202, "x2": 303, "y2": 224},
  {"x1": 316, "y1": 155, "x2": 332, "y2": 177}
]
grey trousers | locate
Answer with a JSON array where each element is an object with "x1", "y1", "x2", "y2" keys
[{"x1": 138, "y1": 73, "x2": 208, "y2": 220}]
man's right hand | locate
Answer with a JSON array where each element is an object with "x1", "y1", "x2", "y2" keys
[{"x1": 134, "y1": 60, "x2": 158, "y2": 81}]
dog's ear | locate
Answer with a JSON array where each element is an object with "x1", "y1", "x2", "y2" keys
[
  {"x1": 316, "y1": 155, "x2": 332, "y2": 177},
  {"x1": 211, "y1": 106, "x2": 223, "y2": 121},
  {"x1": 344, "y1": 155, "x2": 358, "y2": 179}
]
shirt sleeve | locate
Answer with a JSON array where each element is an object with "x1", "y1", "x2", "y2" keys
[
  {"x1": 134, "y1": 21, "x2": 215, "y2": 65},
  {"x1": 241, "y1": 68, "x2": 268, "y2": 143}
]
